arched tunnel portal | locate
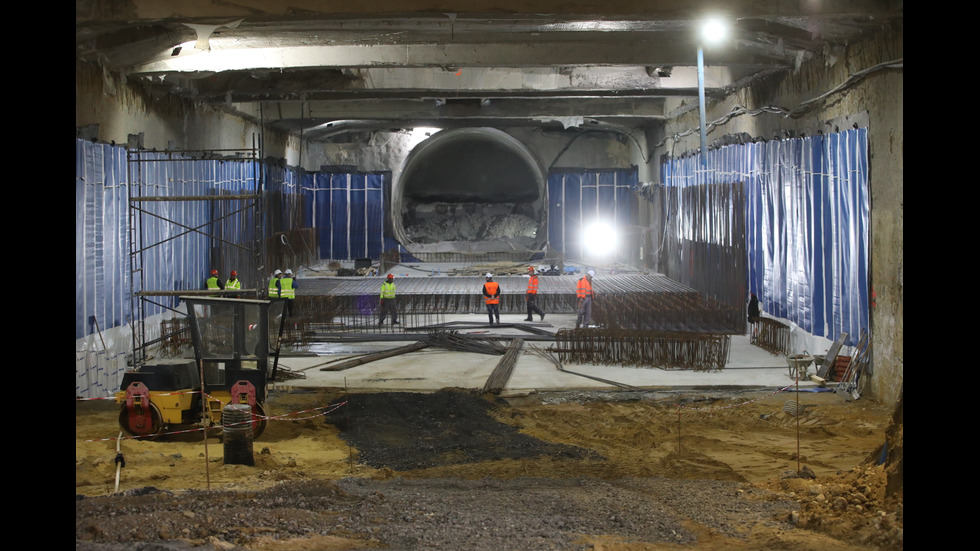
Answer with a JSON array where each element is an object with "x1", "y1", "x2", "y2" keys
[{"x1": 393, "y1": 128, "x2": 547, "y2": 255}]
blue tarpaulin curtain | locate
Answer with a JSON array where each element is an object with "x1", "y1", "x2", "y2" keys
[
  {"x1": 662, "y1": 128, "x2": 869, "y2": 345},
  {"x1": 310, "y1": 172, "x2": 387, "y2": 261},
  {"x1": 547, "y1": 168, "x2": 639, "y2": 259},
  {"x1": 77, "y1": 140, "x2": 130, "y2": 339},
  {"x1": 76, "y1": 140, "x2": 260, "y2": 340}
]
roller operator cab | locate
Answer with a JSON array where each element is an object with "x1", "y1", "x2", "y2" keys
[{"x1": 115, "y1": 297, "x2": 286, "y2": 439}]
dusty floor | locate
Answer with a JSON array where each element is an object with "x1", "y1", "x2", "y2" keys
[{"x1": 76, "y1": 387, "x2": 903, "y2": 550}]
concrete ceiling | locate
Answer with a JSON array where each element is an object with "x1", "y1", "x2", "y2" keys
[{"x1": 76, "y1": 1, "x2": 903, "y2": 141}]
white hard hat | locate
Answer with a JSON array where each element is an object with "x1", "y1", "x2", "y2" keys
[
  {"x1": 485, "y1": 273, "x2": 493, "y2": 278},
  {"x1": 285, "y1": 269, "x2": 294, "y2": 275},
  {"x1": 587, "y1": 270, "x2": 596, "y2": 277},
  {"x1": 274, "y1": 269, "x2": 282, "y2": 276}
]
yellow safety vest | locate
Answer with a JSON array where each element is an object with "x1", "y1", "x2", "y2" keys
[
  {"x1": 380, "y1": 281, "x2": 396, "y2": 299},
  {"x1": 279, "y1": 277, "x2": 295, "y2": 299}
]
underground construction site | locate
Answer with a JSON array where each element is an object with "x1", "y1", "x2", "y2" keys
[{"x1": 77, "y1": 3, "x2": 902, "y2": 550}]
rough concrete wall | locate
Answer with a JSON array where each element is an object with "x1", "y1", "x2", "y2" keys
[
  {"x1": 660, "y1": 29, "x2": 903, "y2": 406},
  {"x1": 75, "y1": 60, "x2": 295, "y2": 159},
  {"x1": 311, "y1": 125, "x2": 634, "y2": 176}
]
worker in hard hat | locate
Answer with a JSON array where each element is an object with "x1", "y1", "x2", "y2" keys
[
  {"x1": 225, "y1": 270, "x2": 241, "y2": 298},
  {"x1": 277, "y1": 269, "x2": 297, "y2": 317},
  {"x1": 483, "y1": 273, "x2": 501, "y2": 325},
  {"x1": 524, "y1": 266, "x2": 545, "y2": 322},
  {"x1": 747, "y1": 292, "x2": 761, "y2": 342},
  {"x1": 575, "y1": 270, "x2": 596, "y2": 329},
  {"x1": 268, "y1": 269, "x2": 282, "y2": 299},
  {"x1": 378, "y1": 273, "x2": 400, "y2": 326},
  {"x1": 205, "y1": 269, "x2": 224, "y2": 297}
]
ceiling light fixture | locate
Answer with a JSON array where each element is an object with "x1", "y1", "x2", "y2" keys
[{"x1": 700, "y1": 18, "x2": 728, "y2": 46}]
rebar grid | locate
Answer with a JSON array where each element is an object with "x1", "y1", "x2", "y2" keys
[
  {"x1": 553, "y1": 329, "x2": 731, "y2": 371},
  {"x1": 158, "y1": 318, "x2": 192, "y2": 357},
  {"x1": 593, "y1": 292, "x2": 740, "y2": 333},
  {"x1": 295, "y1": 274, "x2": 738, "y2": 330},
  {"x1": 290, "y1": 295, "x2": 448, "y2": 336},
  {"x1": 753, "y1": 318, "x2": 791, "y2": 356}
]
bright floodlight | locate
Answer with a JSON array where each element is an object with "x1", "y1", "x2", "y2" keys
[
  {"x1": 583, "y1": 222, "x2": 618, "y2": 256},
  {"x1": 700, "y1": 18, "x2": 728, "y2": 45}
]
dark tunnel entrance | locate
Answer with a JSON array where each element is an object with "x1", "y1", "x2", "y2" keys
[{"x1": 395, "y1": 128, "x2": 546, "y2": 255}]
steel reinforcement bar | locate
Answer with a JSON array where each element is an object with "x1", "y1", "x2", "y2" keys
[
  {"x1": 552, "y1": 328, "x2": 731, "y2": 371},
  {"x1": 753, "y1": 318, "x2": 791, "y2": 356},
  {"x1": 287, "y1": 274, "x2": 741, "y2": 333}
]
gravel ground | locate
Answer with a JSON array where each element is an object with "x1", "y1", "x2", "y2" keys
[
  {"x1": 76, "y1": 476, "x2": 798, "y2": 551},
  {"x1": 77, "y1": 389, "x2": 902, "y2": 550}
]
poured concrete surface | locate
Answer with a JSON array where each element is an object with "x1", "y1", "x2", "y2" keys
[{"x1": 275, "y1": 313, "x2": 815, "y2": 395}]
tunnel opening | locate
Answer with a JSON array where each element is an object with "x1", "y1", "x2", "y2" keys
[{"x1": 395, "y1": 128, "x2": 546, "y2": 255}]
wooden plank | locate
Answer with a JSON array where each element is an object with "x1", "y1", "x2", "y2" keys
[{"x1": 816, "y1": 332, "x2": 849, "y2": 379}]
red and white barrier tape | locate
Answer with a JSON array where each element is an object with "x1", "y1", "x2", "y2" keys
[{"x1": 80, "y1": 400, "x2": 348, "y2": 442}]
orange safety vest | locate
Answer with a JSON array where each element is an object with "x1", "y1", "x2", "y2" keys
[
  {"x1": 576, "y1": 277, "x2": 593, "y2": 299},
  {"x1": 526, "y1": 275, "x2": 539, "y2": 294},
  {"x1": 483, "y1": 281, "x2": 500, "y2": 304}
]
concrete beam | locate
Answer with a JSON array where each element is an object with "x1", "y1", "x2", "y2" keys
[
  {"x1": 133, "y1": 40, "x2": 769, "y2": 75},
  {"x1": 177, "y1": 65, "x2": 740, "y2": 102},
  {"x1": 236, "y1": 97, "x2": 667, "y2": 122}
]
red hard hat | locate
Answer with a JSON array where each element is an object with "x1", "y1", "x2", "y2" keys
[
  {"x1": 210, "y1": 269, "x2": 218, "y2": 276},
  {"x1": 231, "y1": 270, "x2": 237, "y2": 277},
  {"x1": 387, "y1": 273, "x2": 393, "y2": 279}
]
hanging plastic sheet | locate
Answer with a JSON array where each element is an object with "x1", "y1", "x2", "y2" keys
[
  {"x1": 76, "y1": 140, "x2": 260, "y2": 340},
  {"x1": 76, "y1": 140, "x2": 129, "y2": 339},
  {"x1": 662, "y1": 128, "x2": 869, "y2": 345},
  {"x1": 311, "y1": 171, "x2": 387, "y2": 261},
  {"x1": 365, "y1": 173, "x2": 386, "y2": 258}
]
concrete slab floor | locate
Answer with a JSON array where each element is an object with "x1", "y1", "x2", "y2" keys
[{"x1": 274, "y1": 313, "x2": 821, "y2": 396}]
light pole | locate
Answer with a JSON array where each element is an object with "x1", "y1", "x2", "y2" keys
[{"x1": 697, "y1": 19, "x2": 728, "y2": 167}]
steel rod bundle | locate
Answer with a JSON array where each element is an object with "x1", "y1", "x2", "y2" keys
[
  {"x1": 553, "y1": 328, "x2": 730, "y2": 371},
  {"x1": 482, "y1": 338, "x2": 524, "y2": 394},
  {"x1": 425, "y1": 330, "x2": 509, "y2": 355},
  {"x1": 319, "y1": 341, "x2": 431, "y2": 371}
]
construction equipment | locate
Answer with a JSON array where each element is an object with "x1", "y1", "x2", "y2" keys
[{"x1": 116, "y1": 297, "x2": 286, "y2": 439}]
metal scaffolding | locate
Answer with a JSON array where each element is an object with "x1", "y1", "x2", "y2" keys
[{"x1": 127, "y1": 142, "x2": 264, "y2": 367}]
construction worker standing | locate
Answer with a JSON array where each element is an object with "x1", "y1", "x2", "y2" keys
[
  {"x1": 225, "y1": 270, "x2": 241, "y2": 298},
  {"x1": 524, "y1": 266, "x2": 545, "y2": 322},
  {"x1": 575, "y1": 270, "x2": 596, "y2": 329},
  {"x1": 483, "y1": 273, "x2": 501, "y2": 325},
  {"x1": 278, "y1": 268, "x2": 297, "y2": 316},
  {"x1": 378, "y1": 273, "x2": 400, "y2": 326},
  {"x1": 268, "y1": 270, "x2": 282, "y2": 299},
  {"x1": 206, "y1": 269, "x2": 224, "y2": 296}
]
